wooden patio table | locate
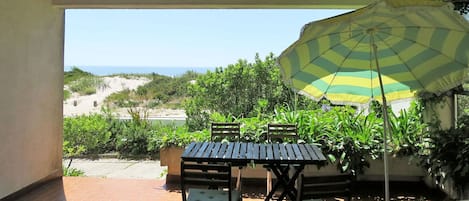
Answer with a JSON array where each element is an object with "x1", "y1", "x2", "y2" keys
[{"x1": 180, "y1": 142, "x2": 327, "y2": 201}]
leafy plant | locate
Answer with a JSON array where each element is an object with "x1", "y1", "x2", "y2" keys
[
  {"x1": 63, "y1": 114, "x2": 112, "y2": 168},
  {"x1": 63, "y1": 167, "x2": 84, "y2": 176},
  {"x1": 115, "y1": 108, "x2": 152, "y2": 155},
  {"x1": 388, "y1": 101, "x2": 426, "y2": 156},
  {"x1": 419, "y1": 115, "x2": 469, "y2": 197}
]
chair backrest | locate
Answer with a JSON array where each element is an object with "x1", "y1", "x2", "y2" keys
[
  {"x1": 181, "y1": 161, "x2": 233, "y2": 201},
  {"x1": 211, "y1": 122, "x2": 241, "y2": 142},
  {"x1": 296, "y1": 174, "x2": 353, "y2": 201},
  {"x1": 267, "y1": 123, "x2": 298, "y2": 143}
]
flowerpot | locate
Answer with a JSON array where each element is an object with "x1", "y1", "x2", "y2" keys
[{"x1": 160, "y1": 146, "x2": 184, "y2": 184}]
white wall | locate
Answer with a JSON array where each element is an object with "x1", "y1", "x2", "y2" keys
[{"x1": 0, "y1": 0, "x2": 64, "y2": 198}]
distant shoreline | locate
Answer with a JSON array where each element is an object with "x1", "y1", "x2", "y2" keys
[{"x1": 64, "y1": 66, "x2": 216, "y2": 76}]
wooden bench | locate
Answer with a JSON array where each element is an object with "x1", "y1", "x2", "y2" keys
[{"x1": 296, "y1": 174, "x2": 353, "y2": 201}]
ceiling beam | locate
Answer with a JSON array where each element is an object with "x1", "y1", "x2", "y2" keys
[{"x1": 52, "y1": 0, "x2": 372, "y2": 9}]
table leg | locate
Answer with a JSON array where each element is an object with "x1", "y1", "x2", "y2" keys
[
  {"x1": 264, "y1": 164, "x2": 304, "y2": 201},
  {"x1": 265, "y1": 164, "x2": 290, "y2": 201},
  {"x1": 277, "y1": 165, "x2": 304, "y2": 201}
]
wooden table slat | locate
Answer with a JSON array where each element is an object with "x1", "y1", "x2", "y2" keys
[
  {"x1": 279, "y1": 144, "x2": 288, "y2": 160},
  {"x1": 232, "y1": 142, "x2": 241, "y2": 159},
  {"x1": 304, "y1": 144, "x2": 319, "y2": 160},
  {"x1": 252, "y1": 144, "x2": 260, "y2": 160},
  {"x1": 188, "y1": 142, "x2": 202, "y2": 157},
  {"x1": 239, "y1": 143, "x2": 247, "y2": 159},
  {"x1": 202, "y1": 143, "x2": 215, "y2": 158},
  {"x1": 292, "y1": 144, "x2": 304, "y2": 160},
  {"x1": 311, "y1": 144, "x2": 326, "y2": 160},
  {"x1": 246, "y1": 143, "x2": 253, "y2": 159},
  {"x1": 298, "y1": 144, "x2": 311, "y2": 160},
  {"x1": 181, "y1": 142, "x2": 196, "y2": 157},
  {"x1": 223, "y1": 143, "x2": 235, "y2": 158},
  {"x1": 273, "y1": 144, "x2": 281, "y2": 160},
  {"x1": 210, "y1": 142, "x2": 222, "y2": 158},
  {"x1": 195, "y1": 142, "x2": 209, "y2": 158},
  {"x1": 266, "y1": 144, "x2": 274, "y2": 160},
  {"x1": 285, "y1": 144, "x2": 295, "y2": 160},
  {"x1": 259, "y1": 144, "x2": 266, "y2": 160},
  {"x1": 225, "y1": 143, "x2": 235, "y2": 159},
  {"x1": 217, "y1": 143, "x2": 228, "y2": 159}
]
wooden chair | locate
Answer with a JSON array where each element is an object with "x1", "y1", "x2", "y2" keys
[
  {"x1": 211, "y1": 122, "x2": 241, "y2": 142},
  {"x1": 296, "y1": 174, "x2": 353, "y2": 201},
  {"x1": 266, "y1": 123, "x2": 299, "y2": 143},
  {"x1": 210, "y1": 122, "x2": 243, "y2": 191},
  {"x1": 181, "y1": 161, "x2": 242, "y2": 201},
  {"x1": 265, "y1": 123, "x2": 299, "y2": 195}
]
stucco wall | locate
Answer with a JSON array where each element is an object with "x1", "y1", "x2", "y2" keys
[{"x1": 0, "y1": 0, "x2": 64, "y2": 198}]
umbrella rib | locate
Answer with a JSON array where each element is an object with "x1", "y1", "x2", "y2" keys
[
  {"x1": 372, "y1": 33, "x2": 426, "y2": 91},
  {"x1": 322, "y1": 34, "x2": 371, "y2": 96}
]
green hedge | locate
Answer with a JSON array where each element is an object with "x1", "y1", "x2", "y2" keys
[{"x1": 63, "y1": 103, "x2": 427, "y2": 174}]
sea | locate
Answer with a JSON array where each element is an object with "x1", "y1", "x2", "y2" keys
[{"x1": 64, "y1": 66, "x2": 217, "y2": 77}]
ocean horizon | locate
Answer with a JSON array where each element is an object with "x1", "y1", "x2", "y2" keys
[{"x1": 64, "y1": 66, "x2": 217, "y2": 76}]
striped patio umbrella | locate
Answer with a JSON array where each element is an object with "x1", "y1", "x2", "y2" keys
[
  {"x1": 278, "y1": 0, "x2": 469, "y2": 200},
  {"x1": 279, "y1": 0, "x2": 469, "y2": 106}
]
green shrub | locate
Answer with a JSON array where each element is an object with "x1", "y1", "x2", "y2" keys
[
  {"x1": 63, "y1": 114, "x2": 112, "y2": 155},
  {"x1": 116, "y1": 122, "x2": 151, "y2": 155},
  {"x1": 419, "y1": 115, "x2": 469, "y2": 195},
  {"x1": 63, "y1": 167, "x2": 84, "y2": 176},
  {"x1": 115, "y1": 108, "x2": 152, "y2": 155}
]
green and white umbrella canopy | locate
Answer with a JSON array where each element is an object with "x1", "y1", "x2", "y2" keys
[{"x1": 278, "y1": 0, "x2": 469, "y2": 107}]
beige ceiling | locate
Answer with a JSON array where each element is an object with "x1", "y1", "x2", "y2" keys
[{"x1": 52, "y1": 0, "x2": 372, "y2": 9}]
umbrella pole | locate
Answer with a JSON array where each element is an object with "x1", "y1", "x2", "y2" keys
[{"x1": 372, "y1": 43, "x2": 390, "y2": 201}]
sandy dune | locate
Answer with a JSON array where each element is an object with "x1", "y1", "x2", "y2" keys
[{"x1": 63, "y1": 76, "x2": 186, "y2": 118}]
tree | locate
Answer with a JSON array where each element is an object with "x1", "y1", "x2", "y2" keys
[
  {"x1": 452, "y1": 1, "x2": 469, "y2": 15},
  {"x1": 184, "y1": 53, "x2": 319, "y2": 131}
]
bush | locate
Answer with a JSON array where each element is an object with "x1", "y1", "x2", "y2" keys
[
  {"x1": 419, "y1": 115, "x2": 469, "y2": 195},
  {"x1": 63, "y1": 114, "x2": 112, "y2": 156},
  {"x1": 63, "y1": 167, "x2": 84, "y2": 176}
]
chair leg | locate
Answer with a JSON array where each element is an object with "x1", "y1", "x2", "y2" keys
[
  {"x1": 236, "y1": 167, "x2": 242, "y2": 191},
  {"x1": 266, "y1": 171, "x2": 272, "y2": 195}
]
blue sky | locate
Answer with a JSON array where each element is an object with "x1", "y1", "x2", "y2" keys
[{"x1": 64, "y1": 9, "x2": 350, "y2": 68}]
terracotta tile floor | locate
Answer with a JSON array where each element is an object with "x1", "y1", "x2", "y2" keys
[
  {"x1": 9, "y1": 177, "x2": 448, "y2": 201},
  {"x1": 9, "y1": 177, "x2": 263, "y2": 201}
]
